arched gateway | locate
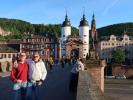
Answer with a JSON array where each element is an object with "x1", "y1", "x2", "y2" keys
[{"x1": 65, "y1": 35, "x2": 83, "y2": 59}]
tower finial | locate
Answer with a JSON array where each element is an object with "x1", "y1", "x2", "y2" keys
[
  {"x1": 65, "y1": 8, "x2": 68, "y2": 17},
  {"x1": 82, "y1": 6, "x2": 86, "y2": 20},
  {"x1": 83, "y1": 6, "x2": 85, "y2": 16},
  {"x1": 65, "y1": 8, "x2": 68, "y2": 21},
  {"x1": 93, "y1": 13, "x2": 95, "y2": 19}
]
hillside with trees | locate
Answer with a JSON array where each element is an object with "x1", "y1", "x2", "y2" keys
[
  {"x1": 0, "y1": 18, "x2": 78, "y2": 40},
  {"x1": 0, "y1": 18, "x2": 133, "y2": 40},
  {"x1": 97, "y1": 22, "x2": 133, "y2": 38}
]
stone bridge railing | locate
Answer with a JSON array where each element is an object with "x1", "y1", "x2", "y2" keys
[{"x1": 76, "y1": 70, "x2": 106, "y2": 100}]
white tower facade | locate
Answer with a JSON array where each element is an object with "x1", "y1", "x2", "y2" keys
[
  {"x1": 61, "y1": 14, "x2": 71, "y2": 57},
  {"x1": 79, "y1": 14, "x2": 89, "y2": 58},
  {"x1": 61, "y1": 27, "x2": 71, "y2": 42},
  {"x1": 61, "y1": 14, "x2": 71, "y2": 43}
]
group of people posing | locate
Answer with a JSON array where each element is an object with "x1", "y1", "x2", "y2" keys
[
  {"x1": 10, "y1": 52, "x2": 85, "y2": 100},
  {"x1": 10, "y1": 52, "x2": 47, "y2": 100}
]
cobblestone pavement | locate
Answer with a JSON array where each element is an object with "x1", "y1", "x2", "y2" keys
[{"x1": 0, "y1": 64, "x2": 76, "y2": 100}]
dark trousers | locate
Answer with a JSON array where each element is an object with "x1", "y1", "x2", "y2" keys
[
  {"x1": 13, "y1": 82, "x2": 27, "y2": 100},
  {"x1": 14, "y1": 87, "x2": 27, "y2": 100},
  {"x1": 69, "y1": 73, "x2": 79, "y2": 92},
  {"x1": 49, "y1": 64, "x2": 53, "y2": 70},
  {"x1": 26, "y1": 82, "x2": 41, "y2": 100},
  {"x1": 61, "y1": 62, "x2": 64, "y2": 68}
]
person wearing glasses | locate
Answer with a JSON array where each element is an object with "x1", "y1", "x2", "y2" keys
[
  {"x1": 10, "y1": 52, "x2": 28, "y2": 100},
  {"x1": 26, "y1": 53, "x2": 47, "y2": 100}
]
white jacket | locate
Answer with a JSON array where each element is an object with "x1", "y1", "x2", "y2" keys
[
  {"x1": 27, "y1": 59, "x2": 47, "y2": 81},
  {"x1": 71, "y1": 60, "x2": 84, "y2": 74}
]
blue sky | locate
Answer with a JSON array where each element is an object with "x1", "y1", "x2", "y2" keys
[{"x1": 0, "y1": 0, "x2": 133, "y2": 28}]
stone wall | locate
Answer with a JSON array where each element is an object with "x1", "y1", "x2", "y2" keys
[
  {"x1": 125, "y1": 68, "x2": 133, "y2": 78},
  {"x1": 111, "y1": 64, "x2": 133, "y2": 78},
  {"x1": 77, "y1": 71, "x2": 106, "y2": 100},
  {"x1": 85, "y1": 60, "x2": 105, "y2": 92},
  {"x1": 112, "y1": 64, "x2": 125, "y2": 76}
]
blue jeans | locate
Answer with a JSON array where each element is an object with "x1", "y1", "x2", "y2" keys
[
  {"x1": 13, "y1": 82, "x2": 27, "y2": 100},
  {"x1": 26, "y1": 82, "x2": 41, "y2": 100}
]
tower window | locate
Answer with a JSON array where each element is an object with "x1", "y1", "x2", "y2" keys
[
  {"x1": 84, "y1": 41, "x2": 86, "y2": 43},
  {"x1": 84, "y1": 35, "x2": 87, "y2": 37},
  {"x1": 63, "y1": 35, "x2": 65, "y2": 37},
  {"x1": 4, "y1": 54, "x2": 6, "y2": 58},
  {"x1": 125, "y1": 38, "x2": 128, "y2": 41},
  {"x1": 8, "y1": 54, "x2": 11, "y2": 58},
  {"x1": 112, "y1": 43, "x2": 114, "y2": 46},
  {"x1": 112, "y1": 38, "x2": 115, "y2": 40}
]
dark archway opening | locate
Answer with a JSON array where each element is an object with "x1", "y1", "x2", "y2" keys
[{"x1": 71, "y1": 48, "x2": 79, "y2": 58}]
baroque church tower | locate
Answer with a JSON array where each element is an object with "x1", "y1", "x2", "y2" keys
[
  {"x1": 88, "y1": 14, "x2": 99, "y2": 60},
  {"x1": 90, "y1": 14, "x2": 98, "y2": 49}
]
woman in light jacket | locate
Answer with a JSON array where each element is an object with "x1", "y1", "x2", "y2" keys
[{"x1": 26, "y1": 53, "x2": 47, "y2": 100}]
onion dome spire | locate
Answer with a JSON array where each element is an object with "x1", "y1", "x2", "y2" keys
[
  {"x1": 79, "y1": 14, "x2": 89, "y2": 27},
  {"x1": 62, "y1": 12, "x2": 71, "y2": 27}
]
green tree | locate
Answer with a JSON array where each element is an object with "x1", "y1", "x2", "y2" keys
[{"x1": 113, "y1": 48, "x2": 126, "y2": 64}]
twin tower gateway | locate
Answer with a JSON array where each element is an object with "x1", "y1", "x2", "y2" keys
[{"x1": 61, "y1": 13, "x2": 97, "y2": 59}]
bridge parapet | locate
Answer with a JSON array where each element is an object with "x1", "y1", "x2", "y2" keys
[
  {"x1": 77, "y1": 70, "x2": 106, "y2": 100},
  {"x1": 0, "y1": 61, "x2": 12, "y2": 72}
]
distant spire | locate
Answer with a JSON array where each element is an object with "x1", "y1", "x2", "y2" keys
[
  {"x1": 83, "y1": 14, "x2": 86, "y2": 20},
  {"x1": 62, "y1": 9, "x2": 71, "y2": 27},
  {"x1": 79, "y1": 7, "x2": 88, "y2": 27},
  {"x1": 83, "y1": 6, "x2": 86, "y2": 20},
  {"x1": 93, "y1": 13, "x2": 95, "y2": 19},
  {"x1": 91, "y1": 13, "x2": 98, "y2": 49},
  {"x1": 65, "y1": 8, "x2": 68, "y2": 18},
  {"x1": 83, "y1": 6, "x2": 85, "y2": 15},
  {"x1": 91, "y1": 13, "x2": 96, "y2": 26}
]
